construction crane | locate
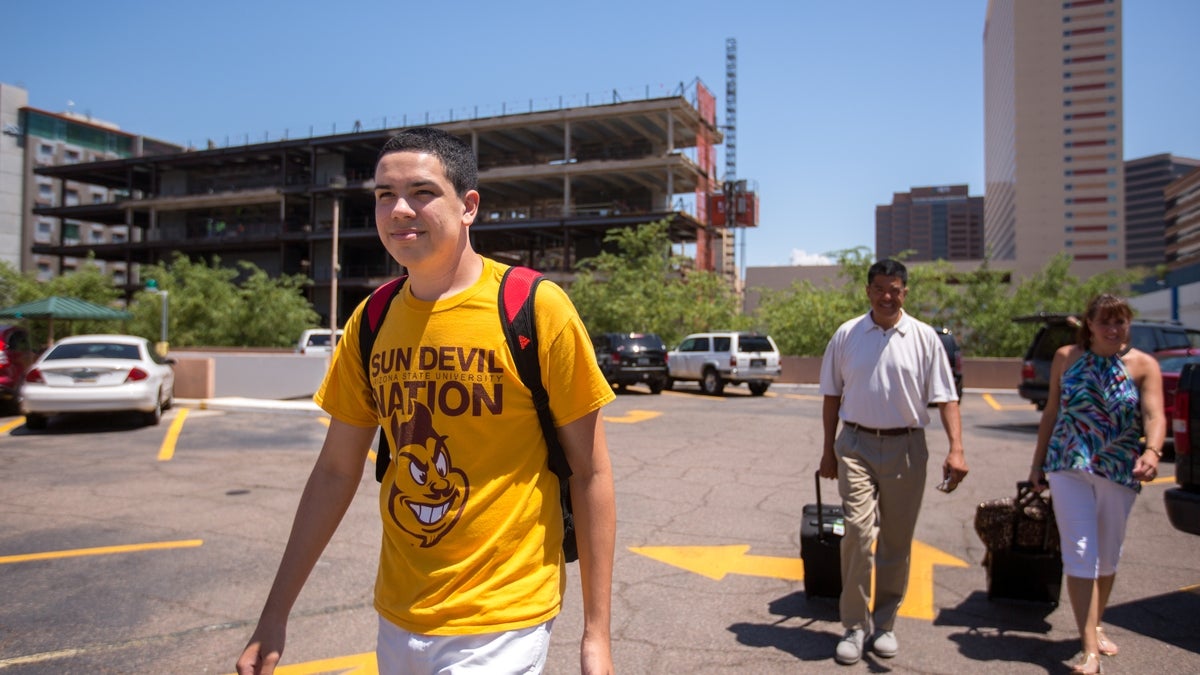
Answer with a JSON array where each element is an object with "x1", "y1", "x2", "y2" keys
[{"x1": 725, "y1": 37, "x2": 740, "y2": 279}]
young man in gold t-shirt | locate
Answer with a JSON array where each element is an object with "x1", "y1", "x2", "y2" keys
[{"x1": 237, "y1": 127, "x2": 616, "y2": 675}]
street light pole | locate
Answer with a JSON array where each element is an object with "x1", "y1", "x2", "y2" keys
[
  {"x1": 146, "y1": 278, "x2": 168, "y2": 357},
  {"x1": 328, "y1": 177, "x2": 343, "y2": 341},
  {"x1": 160, "y1": 290, "x2": 169, "y2": 351}
]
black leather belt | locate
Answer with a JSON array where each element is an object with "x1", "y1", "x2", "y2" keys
[{"x1": 844, "y1": 421, "x2": 914, "y2": 437}]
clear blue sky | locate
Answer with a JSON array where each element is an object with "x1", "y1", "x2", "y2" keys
[{"x1": 3, "y1": 1, "x2": 1197, "y2": 268}]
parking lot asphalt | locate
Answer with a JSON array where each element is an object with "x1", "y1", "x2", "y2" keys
[{"x1": 1, "y1": 384, "x2": 1198, "y2": 674}]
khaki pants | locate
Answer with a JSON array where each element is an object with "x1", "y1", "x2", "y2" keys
[{"x1": 835, "y1": 425, "x2": 929, "y2": 632}]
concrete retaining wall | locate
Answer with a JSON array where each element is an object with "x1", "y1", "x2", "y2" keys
[
  {"x1": 171, "y1": 350, "x2": 330, "y2": 399},
  {"x1": 170, "y1": 349, "x2": 1023, "y2": 399},
  {"x1": 780, "y1": 356, "x2": 1022, "y2": 390}
]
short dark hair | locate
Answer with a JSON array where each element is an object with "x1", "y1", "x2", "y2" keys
[
  {"x1": 376, "y1": 127, "x2": 478, "y2": 196},
  {"x1": 867, "y1": 259, "x2": 908, "y2": 286}
]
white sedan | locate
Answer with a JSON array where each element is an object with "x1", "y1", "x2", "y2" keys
[{"x1": 21, "y1": 334, "x2": 175, "y2": 429}]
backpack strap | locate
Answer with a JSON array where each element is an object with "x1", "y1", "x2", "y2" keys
[
  {"x1": 500, "y1": 266, "x2": 572, "y2": 481},
  {"x1": 359, "y1": 275, "x2": 407, "y2": 483},
  {"x1": 502, "y1": 266, "x2": 578, "y2": 562}
]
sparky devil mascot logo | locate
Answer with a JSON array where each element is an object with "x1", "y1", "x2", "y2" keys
[{"x1": 386, "y1": 403, "x2": 470, "y2": 547}]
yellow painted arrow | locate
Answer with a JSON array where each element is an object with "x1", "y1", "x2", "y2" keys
[
  {"x1": 604, "y1": 410, "x2": 662, "y2": 424},
  {"x1": 630, "y1": 545, "x2": 805, "y2": 581},
  {"x1": 225, "y1": 651, "x2": 377, "y2": 675},
  {"x1": 898, "y1": 540, "x2": 970, "y2": 620},
  {"x1": 630, "y1": 539, "x2": 970, "y2": 620}
]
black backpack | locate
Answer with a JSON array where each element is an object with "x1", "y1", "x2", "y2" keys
[{"x1": 355, "y1": 266, "x2": 578, "y2": 562}]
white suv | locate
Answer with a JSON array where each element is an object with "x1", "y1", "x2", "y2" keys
[
  {"x1": 666, "y1": 332, "x2": 782, "y2": 396},
  {"x1": 296, "y1": 328, "x2": 343, "y2": 356}
]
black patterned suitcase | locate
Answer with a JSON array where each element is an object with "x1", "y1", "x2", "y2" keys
[
  {"x1": 983, "y1": 481, "x2": 1063, "y2": 606},
  {"x1": 800, "y1": 470, "x2": 844, "y2": 598}
]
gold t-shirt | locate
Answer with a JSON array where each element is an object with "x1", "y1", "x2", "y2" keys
[{"x1": 316, "y1": 258, "x2": 614, "y2": 635}]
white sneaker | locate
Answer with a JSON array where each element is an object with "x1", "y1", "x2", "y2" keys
[
  {"x1": 872, "y1": 629, "x2": 898, "y2": 658},
  {"x1": 835, "y1": 628, "x2": 865, "y2": 665}
]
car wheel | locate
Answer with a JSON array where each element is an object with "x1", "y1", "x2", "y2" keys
[
  {"x1": 144, "y1": 393, "x2": 163, "y2": 426},
  {"x1": 701, "y1": 369, "x2": 725, "y2": 396},
  {"x1": 24, "y1": 413, "x2": 47, "y2": 430},
  {"x1": 648, "y1": 377, "x2": 665, "y2": 395},
  {"x1": 664, "y1": 377, "x2": 675, "y2": 391},
  {"x1": 164, "y1": 386, "x2": 175, "y2": 410},
  {"x1": 748, "y1": 382, "x2": 770, "y2": 396}
]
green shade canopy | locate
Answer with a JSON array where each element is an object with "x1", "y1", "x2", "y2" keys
[
  {"x1": 0, "y1": 296, "x2": 132, "y2": 321},
  {"x1": 0, "y1": 296, "x2": 132, "y2": 343}
]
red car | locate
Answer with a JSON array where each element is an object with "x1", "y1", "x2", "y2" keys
[
  {"x1": 1159, "y1": 348, "x2": 1200, "y2": 452},
  {"x1": 0, "y1": 324, "x2": 36, "y2": 415}
]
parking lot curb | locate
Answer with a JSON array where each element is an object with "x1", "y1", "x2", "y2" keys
[{"x1": 176, "y1": 397, "x2": 322, "y2": 415}]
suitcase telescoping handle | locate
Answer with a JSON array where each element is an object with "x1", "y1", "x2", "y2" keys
[{"x1": 814, "y1": 470, "x2": 830, "y2": 540}]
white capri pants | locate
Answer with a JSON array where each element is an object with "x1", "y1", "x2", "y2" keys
[
  {"x1": 1046, "y1": 469, "x2": 1137, "y2": 579},
  {"x1": 376, "y1": 615, "x2": 553, "y2": 674}
]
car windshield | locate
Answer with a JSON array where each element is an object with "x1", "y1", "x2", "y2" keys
[
  {"x1": 1031, "y1": 324, "x2": 1077, "y2": 360},
  {"x1": 738, "y1": 336, "x2": 774, "y2": 352},
  {"x1": 45, "y1": 342, "x2": 140, "y2": 360},
  {"x1": 307, "y1": 334, "x2": 332, "y2": 347},
  {"x1": 1157, "y1": 354, "x2": 1200, "y2": 373},
  {"x1": 1137, "y1": 328, "x2": 1195, "y2": 352},
  {"x1": 618, "y1": 335, "x2": 665, "y2": 351}
]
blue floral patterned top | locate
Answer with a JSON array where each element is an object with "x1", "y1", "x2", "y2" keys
[{"x1": 1044, "y1": 349, "x2": 1143, "y2": 493}]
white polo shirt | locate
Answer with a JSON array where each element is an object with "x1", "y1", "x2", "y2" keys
[{"x1": 818, "y1": 310, "x2": 958, "y2": 430}]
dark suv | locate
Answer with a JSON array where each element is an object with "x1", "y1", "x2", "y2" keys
[
  {"x1": 0, "y1": 325, "x2": 36, "y2": 415},
  {"x1": 936, "y1": 327, "x2": 964, "y2": 399},
  {"x1": 1166, "y1": 361, "x2": 1200, "y2": 535},
  {"x1": 1014, "y1": 313, "x2": 1200, "y2": 410},
  {"x1": 593, "y1": 332, "x2": 669, "y2": 394}
]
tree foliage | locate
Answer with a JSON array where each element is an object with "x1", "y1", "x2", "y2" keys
[
  {"x1": 2, "y1": 238, "x2": 1157, "y2": 357},
  {"x1": 753, "y1": 251, "x2": 1147, "y2": 357},
  {"x1": 0, "y1": 257, "x2": 131, "y2": 346},
  {"x1": 567, "y1": 220, "x2": 745, "y2": 347},
  {"x1": 126, "y1": 254, "x2": 319, "y2": 347},
  {"x1": 2, "y1": 254, "x2": 318, "y2": 348},
  {"x1": 754, "y1": 247, "x2": 871, "y2": 356}
]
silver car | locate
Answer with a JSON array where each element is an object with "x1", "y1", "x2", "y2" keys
[{"x1": 21, "y1": 334, "x2": 175, "y2": 429}]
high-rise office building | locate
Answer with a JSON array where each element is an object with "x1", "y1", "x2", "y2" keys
[
  {"x1": 1126, "y1": 153, "x2": 1200, "y2": 269},
  {"x1": 876, "y1": 185, "x2": 984, "y2": 262},
  {"x1": 984, "y1": 0, "x2": 1124, "y2": 277}
]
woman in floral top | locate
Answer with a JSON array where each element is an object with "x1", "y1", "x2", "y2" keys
[{"x1": 1029, "y1": 294, "x2": 1165, "y2": 674}]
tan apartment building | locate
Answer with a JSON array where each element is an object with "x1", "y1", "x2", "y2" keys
[
  {"x1": 984, "y1": 0, "x2": 1124, "y2": 278},
  {"x1": 0, "y1": 82, "x2": 181, "y2": 282}
]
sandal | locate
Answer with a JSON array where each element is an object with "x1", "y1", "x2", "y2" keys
[
  {"x1": 1096, "y1": 627, "x2": 1119, "y2": 656},
  {"x1": 1071, "y1": 652, "x2": 1103, "y2": 674}
]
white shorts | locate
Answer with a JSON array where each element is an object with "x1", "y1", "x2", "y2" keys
[
  {"x1": 1047, "y1": 469, "x2": 1137, "y2": 579},
  {"x1": 376, "y1": 615, "x2": 553, "y2": 674}
]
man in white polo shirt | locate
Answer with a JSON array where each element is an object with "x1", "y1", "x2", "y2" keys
[{"x1": 818, "y1": 258, "x2": 969, "y2": 666}]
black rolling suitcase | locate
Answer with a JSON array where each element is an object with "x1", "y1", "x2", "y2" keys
[
  {"x1": 977, "y1": 481, "x2": 1063, "y2": 606},
  {"x1": 800, "y1": 470, "x2": 844, "y2": 598}
]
